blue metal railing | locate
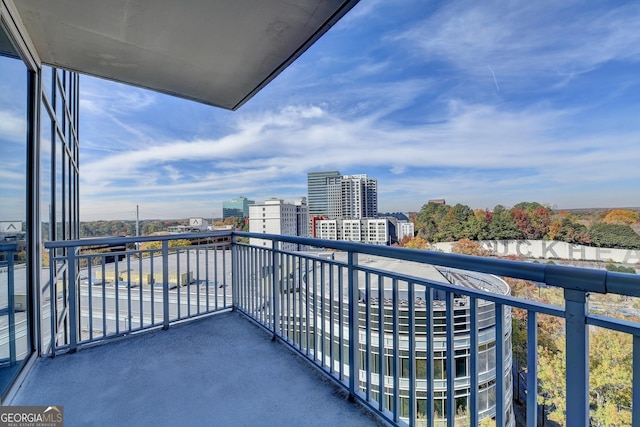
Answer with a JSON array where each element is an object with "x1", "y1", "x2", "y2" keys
[
  {"x1": 45, "y1": 232, "x2": 640, "y2": 427},
  {"x1": 45, "y1": 233, "x2": 233, "y2": 354},
  {"x1": 1, "y1": 243, "x2": 19, "y2": 366}
]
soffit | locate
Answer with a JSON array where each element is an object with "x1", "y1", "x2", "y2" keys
[{"x1": 14, "y1": 0, "x2": 358, "y2": 110}]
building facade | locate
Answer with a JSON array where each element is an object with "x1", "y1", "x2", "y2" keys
[
  {"x1": 307, "y1": 171, "x2": 341, "y2": 219},
  {"x1": 340, "y1": 174, "x2": 378, "y2": 219},
  {"x1": 249, "y1": 198, "x2": 309, "y2": 251},
  {"x1": 1, "y1": 8, "x2": 81, "y2": 400},
  {"x1": 315, "y1": 218, "x2": 390, "y2": 245},
  {"x1": 307, "y1": 171, "x2": 379, "y2": 237},
  {"x1": 222, "y1": 196, "x2": 255, "y2": 219},
  {"x1": 397, "y1": 220, "x2": 415, "y2": 242},
  {"x1": 301, "y1": 257, "x2": 514, "y2": 426}
]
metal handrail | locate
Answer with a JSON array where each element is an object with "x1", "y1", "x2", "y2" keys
[{"x1": 42, "y1": 232, "x2": 640, "y2": 427}]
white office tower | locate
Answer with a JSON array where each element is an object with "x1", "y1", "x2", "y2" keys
[{"x1": 249, "y1": 198, "x2": 309, "y2": 251}]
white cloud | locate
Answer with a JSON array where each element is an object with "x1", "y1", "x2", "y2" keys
[
  {"x1": 398, "y1": 1, "x2": 640, "y2": 80},
  {"x1": 0, "y1": 110, "x2": 26, "y2": 143}
]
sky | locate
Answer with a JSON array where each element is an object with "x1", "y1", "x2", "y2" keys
[{"x1": 74, "y1": 0, "x2": 640, "y2": 221}]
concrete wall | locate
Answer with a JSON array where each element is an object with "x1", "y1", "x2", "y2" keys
[{"x1": 432, "y1": 240, "x2": 640, "y2": 264}]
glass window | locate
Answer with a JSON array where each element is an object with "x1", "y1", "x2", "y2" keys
[{"x1": 0, "y1": 20, "x2": 29, "y2": 398}]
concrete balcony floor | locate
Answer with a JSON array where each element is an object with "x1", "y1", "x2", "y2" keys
[{"x1": 11, "y1": 312, "x2": 385, "y2": 426}]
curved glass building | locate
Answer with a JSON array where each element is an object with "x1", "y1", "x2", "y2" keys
[{"x1": 301, "y1": 256, "x2": 514, "y2": 426}]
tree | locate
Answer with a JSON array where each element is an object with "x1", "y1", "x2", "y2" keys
[
  {"x1": 402, "y1": 236, "x2": 429, "y2": 249},
  {"x1": 590, "y1": 223, "x2": 640, "y2": 249},
  {"x1": 488, "y1": 208, "x2": 521, "y2": 240},
  {"x1": 538, "y1": 339, "x2": 567, "y2": 425},
  {"x1": 538, "y1": 329, "x2": 632, "y2": 427},
  {"x1": 451, "y1": 238, "x2": 489, "y2": 256},
  {"x1": 547, "y1": 216, "x2": 590, "y2": 244},
  {"x1": 603, "y1": 209, "x2": 639, "y2": 225},
  {"x1": 415, "y1": 202, "x2": 449, "y2": 242},
  {"x1": 589, "y1": 329, "x2": 632, "y2": 427}
]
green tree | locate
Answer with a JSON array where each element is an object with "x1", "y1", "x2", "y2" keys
[
  {"x1": 547, "y1": 216, "x2": 590, "y2": 244},
  {"x1": 590, "y1": 222, "x2": 640, "y2": 249},
  {"x1": 488, "y1": 207, "x2": 521, "y2": 240},
  {"x1": 415, "y1": 202, "x2": 449, "y2": 242},
  {"x1": 538, "y1": 329, "x2": 632, "y2": 427}
]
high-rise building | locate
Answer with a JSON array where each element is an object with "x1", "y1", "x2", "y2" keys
[
  {"x1": 249, "y1": 197, "x2": 308, "y2": 251},
  {"x1": 307, "y1": 171, "x2": 341, "y2": 219},
  {"x1": 340, "y1": 174, "x2": 377, "y2": 219},
  {"x1": 307, "y1": 171, "x2": 378, "y2": 225},
  {"x1": 222, "y1": 196, "x2": 255, "y2": 219}
]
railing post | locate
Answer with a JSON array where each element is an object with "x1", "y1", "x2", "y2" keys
[
  {"x1": 564, "y1": 289, "x2": 589, "y2": 427},
  {"x1": 49, "y1": 246, "x2": 56, "y2": 357},
  {"x1": 348, "y1": 251, "x2": 359, "y2": 401},
  {"x1": 4, "y1": 244, "x2": 17, "y2": 364},
  {"x1": 271, "y1": 240, "x2": 280, "y2": 339},
  {"x1": 231, "y1": 234, "x2": 238, "y2": 310},
  {"x1": 162, "y1": 240, "x2": 170, "y2": 330},
  {"x1": 67, "y1": 247, "x2": 78, "y2": 353}
]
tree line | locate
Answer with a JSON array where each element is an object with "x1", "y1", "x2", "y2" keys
[{"x1": 410, "y1": 201, "x2": 640, "y2": 250}]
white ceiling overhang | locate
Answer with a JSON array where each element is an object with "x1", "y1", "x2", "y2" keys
[{"x1": 14, "y1": 0, "x2": 359, "y2": 110}]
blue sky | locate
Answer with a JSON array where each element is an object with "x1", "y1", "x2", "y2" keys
[{"x1": 76, "y1": 0, "x2": 640, "y2": 221}]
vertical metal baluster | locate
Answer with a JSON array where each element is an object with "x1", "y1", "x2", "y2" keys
[
  {"x1": 348, "y1": 251, "x2": 360, "y2": 401},
  {"x1": 409, "y1": 281, "x2": 416, "y2": 426},
  {"x1": 328, "y1": 260, "x2": 334, "y2": 372},
  {"x1": 365, "y1": 272, "x2": 371, "y2": 401},
  {"x1": 101, "y1": 261, "x2": 106, "y2": 336},
  {"x1": 321, "y1": 259, "x2": 326, "y2": 365},
  {"x1": 205, "y1": 245, "x2": 210, "y2": 312},
  {"x1": 176, "y1": 247, "x2": 181, "y2": 319},
  {"x1": 294, "y1": 254, "x2": 299, "y2": 349},
  {"x1": 49, "y1": 249, "x2": 56, "y2": 355},
  {"x1": 392, "y1": 277, "x2": 399, "y2": 422},
  {"x1": 271, "y1": 241, "x2": 279, "y2": 338},
  {"x1": 446, "y1": 292, "x2": 455, "y2": 427},
  {"x1": 312, "y1": 259, "x2": 318, "y2": 360},
  {"x1": 114, "y1": 252, "x2": 120, "y2": 335},
  {"x1": 305, "y1": 257, "x2": 311, "y2": 356},
  {"x1": 162, "y1": 240, "x2": 169, "y2": 330},
  {"x1": 195, "y1": 247, "x2": 200, "y2": 315},
  {"x1": 339, "y1": 263, "x2": 345, "y2": 381},
  {"x1": 126, "y1": 255, "x2": 132, "y2": 332},
  {"x1": 378, "y1": 275, "x2": 384, "y2": 412},
  {"x1": 225, "y1": 243, "x2": 230, "y2": 310},
  {"x1": 68, "y1": 247, "x2": 78, "y2": 351},
  {"x1": 426, "y1": 287, "x2": 434, "y2": 427},
  {"x1": 527, "y1": 310, "x2": 538, "y2": 427},
  {"x1": 495, "y1": 303, "x2": 504, "y2": 427},
  {"x1": 138, "y1": 249, "x2": 143, "y2": 329},
  {"x1": 297, "y1": 255, "x2": 303, "y2": 349},
  {"x1": 88, "y1": 258, "x2": 93, "y2": 340},
  {"x1": 469, "y1": 297, "x2": 478, "y2": 427}
]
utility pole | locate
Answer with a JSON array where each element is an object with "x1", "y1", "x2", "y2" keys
[{"x1": 136, "y1": 205, "x2": 140, "y2": 237}]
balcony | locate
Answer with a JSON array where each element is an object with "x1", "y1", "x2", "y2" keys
[{"x1": 6, "y1": 232, "x2": 640, "y2": 426}]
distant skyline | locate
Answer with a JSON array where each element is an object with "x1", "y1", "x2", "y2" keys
[{"x1": 76, "y1": 1, "x2": 640, "y2": 221}]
